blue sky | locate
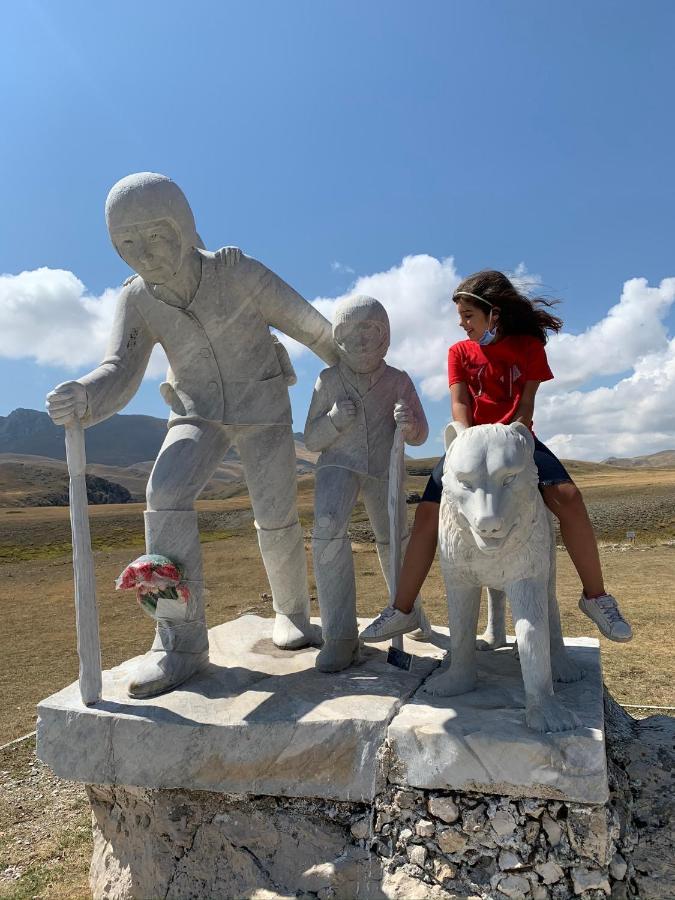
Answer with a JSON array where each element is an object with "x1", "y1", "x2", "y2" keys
[{"x1": 2, "y1": 1, "x2": 675, "y2": 459}]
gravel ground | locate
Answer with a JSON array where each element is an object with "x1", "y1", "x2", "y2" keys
[{"x1": 0, "y1": 738, "x2": 90, "y2": 899}]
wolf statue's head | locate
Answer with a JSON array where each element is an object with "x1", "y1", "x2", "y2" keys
[{"x1": 441, "y1": 422, "x2": 540, "y2": 555}]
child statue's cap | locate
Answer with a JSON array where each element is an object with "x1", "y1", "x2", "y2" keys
[
  {"x1": 105, "y1": 172, "x2": 198, "y2": 242},
  {"x1": 332, "y1": 294, "x2": 390, "y2": 341}
]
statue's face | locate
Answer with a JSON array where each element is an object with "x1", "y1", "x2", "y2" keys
[
  {"x1": 110, "y1": 218, "x2": 183, "y2": 284},
  {"x1": 336, "y1": 321, "x2": 388, "y2": 373},
  {"x1": 442, "y1": 425, "x2": 538, "y2": 554}
]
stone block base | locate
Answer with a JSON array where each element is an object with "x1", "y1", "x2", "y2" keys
[
  {"x1": 88, "y1": 781, "x2": 620, "y2": 899},
  {"x1": 37, "y1": 617, "x2": 608, "y2": 804}
]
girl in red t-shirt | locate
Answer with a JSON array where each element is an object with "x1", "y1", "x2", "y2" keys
[{"x1": 361, "y1": 269, "x2": 632, "y2": 645}]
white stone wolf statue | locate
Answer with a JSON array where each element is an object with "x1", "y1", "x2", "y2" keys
[{"x1": 425, "y1": 421, "x2": 583, "y2": 733}]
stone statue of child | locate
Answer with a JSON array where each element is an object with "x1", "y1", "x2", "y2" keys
[
  {"x1": 46, "y1": 172, "x2": 338, "y2": 699},
  {"x1": 304, "y1": 295, "x2": 429, "y2": 672}
]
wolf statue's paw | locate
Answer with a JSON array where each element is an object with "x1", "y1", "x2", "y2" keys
[
  {"x1": 526, "y1": 696, "x2": 580, "y2": 733},
  {"x1": 423, "y1": 667, "x2": 477, "y2": 697},
  {"x1": 475, "y1": 630, "x2": 508, "y2": 651},
  {"x1": 551, "y1": 651, "x2": 584, "y2": 683}
]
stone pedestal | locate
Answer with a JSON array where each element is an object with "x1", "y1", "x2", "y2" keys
[
  {"x1": 37, "y1": 617, "x2": 613, "y2": 899},
  {"x1": 388, "y1": 638, "x2": 607, "y2": 804}
]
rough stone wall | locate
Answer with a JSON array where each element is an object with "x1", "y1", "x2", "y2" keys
[
  {"x1": 88, "y1": 695, "x2": 674, "y2": 900},
  {"x1": 367, "y1": 786, "x2": 618, "y2": 898}
]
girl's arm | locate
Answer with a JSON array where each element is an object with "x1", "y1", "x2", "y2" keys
[
  {"x1": 451, "y1": 382, "x2": 473, "y2": 427},
  {"x1": 509, "y1": 380, "x2": 540, "y2": 428}
]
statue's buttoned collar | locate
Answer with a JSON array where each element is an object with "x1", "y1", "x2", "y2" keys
[{"x1": 338, "y1": 360, "x2": 387, "y2": 398}]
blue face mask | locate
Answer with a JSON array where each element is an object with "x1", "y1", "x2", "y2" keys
[{"x1": 478, "y1": 312, "x2": 497, "y2": 346}]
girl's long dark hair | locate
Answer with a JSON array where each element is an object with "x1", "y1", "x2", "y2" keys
[{"x1": 454, "y1": 270, "x2": 563, "y2": 344}]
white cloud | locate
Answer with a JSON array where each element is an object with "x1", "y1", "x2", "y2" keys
[
  {"x1": 532, "y1": 277, "x2": 675, "y2": 458},
  {"x1": 290, "y1": 260, "x2": 675, "y2": 460},
  {"x1": 543, "y1": 277, "x2": 675, "y2": 391},
  {"x1": 330, "y1": 261, "x2": 355, "y2": 275},
  {"x1": 288, "y1": 253, "x2": 464, "y2": 402},
  {"x1": 508, "y1": 262, "x2": 543, "y2": 293},
  {"x1": 3, "y1": 260, "x2": 675, "y2": 461},
  {"x1": 0, "y1": 267, "x2": 168, "y2": 377}
]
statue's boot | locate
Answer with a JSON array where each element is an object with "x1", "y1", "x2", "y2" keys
[
  {"x1": 316, "y1": 638, "x2": 360, "y2": 673},
  {"x1": 375, "y1": 540, "x2": 433, "y2": 642},
  {"x1": 128, "y1": 511, "x2": 209, "y2": 699},
  {"x1": 313, "y1": 535, "x2": 360, "y2": 672},
  {"x1": 257, "y1": 521, "x2": 320, "y2": 650}
]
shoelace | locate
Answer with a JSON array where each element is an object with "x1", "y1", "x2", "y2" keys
[
  {"x1": 596, "y1": 596, "x2": 625, "y2": 624},
  {"x1": 379, "y1": 607, "x2": 397, "y2": 620}
]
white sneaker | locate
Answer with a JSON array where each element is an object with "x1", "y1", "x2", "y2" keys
[
  {"x1": 360, "y1": 605, "x2": 421, "y2": 643},
  {"x1": 579, "y1": 593, "x2": 633, "y2": 643}
]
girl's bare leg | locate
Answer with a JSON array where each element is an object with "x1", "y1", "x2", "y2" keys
[
  {"x1": 540, "y1": 482, "x2": 604, "y2": 597},
  {"x1": 393, "y1": 501, "x2": 439, "y2": 613}
]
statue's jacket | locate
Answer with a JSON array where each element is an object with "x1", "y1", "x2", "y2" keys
[
  {"x1": 79, "y1": 250, "x2": 334, "y2": 428},
  {"x1": 304, "y1": 363, "x2": 428, "y2": 479}
]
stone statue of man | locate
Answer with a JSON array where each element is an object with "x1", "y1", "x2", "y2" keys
[{"x1": 46, "y1": 172, "x2": 338, "y2": 699}]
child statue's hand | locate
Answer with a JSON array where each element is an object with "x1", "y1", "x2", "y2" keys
[
  {"x1": 394, "y1": 400, "x2": 416, "y2": 439},
  {"x1": 328, "y1": 400, "x2": 357, "y2": 432}
]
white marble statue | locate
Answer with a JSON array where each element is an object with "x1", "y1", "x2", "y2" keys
[
  {"x1": 304, "y1": 295, "x2": 429, "y2": 672},
  {"x1": 425, "y1": 421, "x2": 583, "y2": 733},
  {"x1": 46, "y1": 172, "x2": 339, "y2": 699}
]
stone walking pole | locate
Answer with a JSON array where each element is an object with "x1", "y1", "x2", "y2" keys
[
  {"x1": 387, "y1": 423, "x2": 410, "y2": 668},
  {"x1": 64, "y1": 420, "x2": 102, "y2": 705}
]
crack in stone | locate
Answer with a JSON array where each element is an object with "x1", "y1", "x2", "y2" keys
[
  {"x1": 227, "y1": 837, "x2": 288, "y2": 895},
  {"x1": 107, "y1": 718, "x2": 116, "y2": 784},
  {"x1": 162, "y1": 806, "x2": 215, "y2": 900},
  {"x1": 377, "y1": 654, "x2": 443, "y2": 787}
]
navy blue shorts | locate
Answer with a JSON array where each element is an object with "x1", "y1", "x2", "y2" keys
[{"x1": 420, "y1": 435, "x2": 572, "y2": 504}]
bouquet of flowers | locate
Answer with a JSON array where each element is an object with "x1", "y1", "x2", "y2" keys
[{"x1": 115, "y1": 554, "x2": 190, "y2": 619}]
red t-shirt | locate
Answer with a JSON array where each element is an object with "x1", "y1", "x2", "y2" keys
[{"x1": 448, "y1": 335, "x2": 554, "y2": 427}]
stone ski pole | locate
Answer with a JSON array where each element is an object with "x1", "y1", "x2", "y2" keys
[
  {"x1": 64, "y1": 419, "x2": 102, "y2": 705},
  {"x1": 387, "y1": 423, "x2": 412, "y2": 669}
]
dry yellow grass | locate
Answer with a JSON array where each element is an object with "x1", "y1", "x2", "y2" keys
[
  {"x1": 0, "y1": 468, "x2": 673, "y2": 900},
  {"x1": 1, "y1": 467, "x2": 674, "y2": 744}
]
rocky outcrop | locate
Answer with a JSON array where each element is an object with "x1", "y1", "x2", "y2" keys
[{"x1": 39, "y1": 473, "x2": 132, "y2": 506}]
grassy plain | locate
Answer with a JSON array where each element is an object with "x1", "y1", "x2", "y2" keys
[
  {"x1": 0, "y1": 464, "x2": 674, "y2": 899},
  {"x1": 1, "y1": 465, "x2": 674, "y2": 745}
]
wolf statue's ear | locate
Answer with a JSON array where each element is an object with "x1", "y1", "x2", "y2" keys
[
  {"x1": 509, "y1": 421, "x2": 535, "y2": 452},
  {"x1": 444, "y1": 421, "x2": 466, "y2": 451}
]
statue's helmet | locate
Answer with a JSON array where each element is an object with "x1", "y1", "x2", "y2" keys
[
  {"x1": 105, "y1": 172, "x2": 199, "y2": 248},
  {"x1": 332, "y1": 294, "x2": 390, "y2": 372}
]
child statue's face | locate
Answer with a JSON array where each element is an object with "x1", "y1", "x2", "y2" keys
[
  {"x1": 110, "y1": 218, "x2": 183, "y2": 284},
  {"x1": 336, "y1": 320, "x2": 388, "y2": 373}
]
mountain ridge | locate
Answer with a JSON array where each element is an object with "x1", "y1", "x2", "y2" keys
[
  {"x1": 0, "y1": 408, "x2": 313, "y2": 466},
  {"x1": 0, "y1": 409, "x2": 317, "y2": 506},
  {"x1": 602, "y1": 449, "x2": 675, "y2": 468}
]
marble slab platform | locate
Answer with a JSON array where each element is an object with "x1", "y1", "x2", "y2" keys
[
  {"x1": 386, "y1": 637, "x2": 608, "y2": 804},
  {"x1": 37, "y1": 619, "x2": 608, "y2": 804},
  {"x1": 36, "y1": 616, "x2": 444, "y2": 802}
]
